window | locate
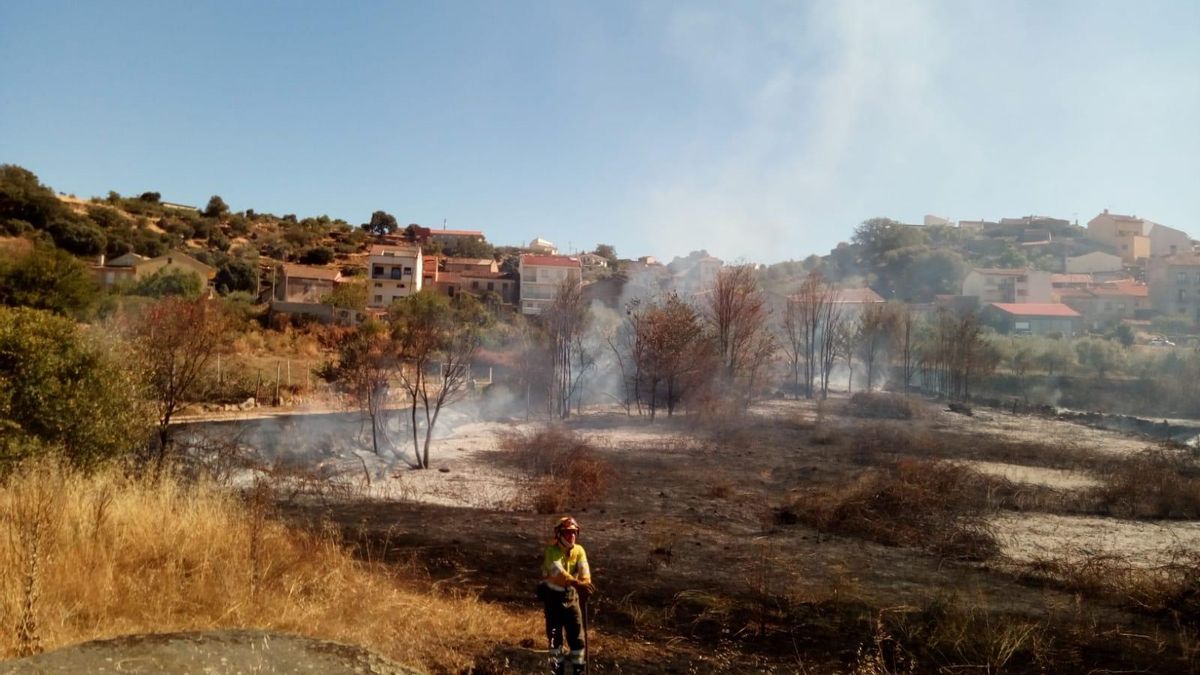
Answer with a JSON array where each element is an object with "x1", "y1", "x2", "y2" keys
[
  {"x1": 472, "y1": 281, "x2": 479, "y2": 289},
  {"x1": 391, "y1": 268, "x2": 401, "y2": 279},
  {"x1": 1117, "y1": 303, "x2": 1126, "y2": 312},
  {"x1": 1179, "y1": 289, "x2": 1187, "y2": 301},
  {"x1": 403, "y1": 266, "x2": 412, "y2": 276},
  {"x1": 487, "y1": 282, "x2": 494, "y2": 291},
  {"x1": 1178, "y1": 272, "x2": 1187, "y2": 283},
  {"x1": 448, "y1": 287, "x2": 455, "y2": 297},
  {"x1": 374, "y1": 295, "x2": 382, "y2": 303},
  {"x1": 374, "y1": 282, "x2": 381, "y2": 288},
  {"x1": 373, "y1": 266, "x2": 383, "y2": 277}
]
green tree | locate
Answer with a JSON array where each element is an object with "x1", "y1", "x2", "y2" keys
[
  {"x1": 203, "y1": 195, "x2": 230, "y2": 218},
  {"x1": 47, "y1": 216, "x2": 106, "y2": 256},
  {"x1": 362, "y1": 210, "x2": 399, "y2": 236},
  {"x1": 1075, "y1": 337, "x2": 1125, "y2": 380},
  {"x1": 0, "y1": 165, "x2": 65, "y2": 230},
  {"x1": 0, "y1": 244, "x2": 101, "y2": 317},
  {"x1": 594, "y1": 243, "x2": 618, "y2": 266},
  {"x1": 0, "y1": 306, "x2": 151, "y2": 467},
  {"x1": 322, "y1": 279, "x2": 367, "y2": 311},
  {"x1": 215, "y1": 259, "x2": 258, "y2": 294},
  {"x1": 128, "y1": 267, "x2": 204, "y2": 298},
  {"x1": 390, "y1": 292, "x2": 488, "y2": 468},
  {"x1": 300, "y1": 246, "x2": 335, "y2": 265}
]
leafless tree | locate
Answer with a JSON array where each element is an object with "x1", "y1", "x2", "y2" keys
[
  {"x1": 704, "y1": 265, "x2": 776, "y2": 406},
  {"x1": 892, "y1": 303, "x2": 917, "y2": 392},
  {"x1": 331, "y1": 319, "x2": 395, "y2": 458},
  {"x1": 128, "y1": 296, "x2": 231, "y2": 469},
  {"x1": 785, "y1": 272, "x2": 838, "y2": 399},
  {"x1": 817, "y1": 297, "x2": 844, "y2": 398},
  {"x1": 920, "y1": 309, "x2": 996, "y2": 399},
  {"x1": 542, "y1": 277, "x2": 590, "y2": 419},
  {"x1": 856, "y1": 303, "x2": 895, "y2": 391}
]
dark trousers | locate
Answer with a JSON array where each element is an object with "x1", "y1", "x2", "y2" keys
[{"x1": 538, "y1": 583, "x2": 585, "y2": 654}]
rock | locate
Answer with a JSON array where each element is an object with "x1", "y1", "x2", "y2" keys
[
  {"x1": 3, "y1": 629, "x2": 421, "y2": 674},
  {"x1": 239, "y1": 397, "x2": 256, "y2": 411}
]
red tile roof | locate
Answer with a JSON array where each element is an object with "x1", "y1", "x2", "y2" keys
[
  {"x1": 1050, "y1": 273, "x2": 1093, "y2": 285},
  {"x1": 521, "y1": 254, "x2": 581, "y2": 268},
  {"x1": 989, "y1": 303, "x2": 1081, "y2": 318},
  {"x1": 973, "y1": 268, "x2": 1031, "y2": 276},
  {"x1": 1093, "y1": 280, "x2": 1148, "y2": 298}
]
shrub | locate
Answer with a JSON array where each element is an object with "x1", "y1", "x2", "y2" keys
[
  {"x1": 845, "y1": 392, "x2": 928, "y2": 420},
  {"x1": 496, "y1": 427, "x2": 613, "y2": 513},
  {"x1": 784, "y1": 459, "x2": 1002, "y2": 560},
  {"x1": 1092, "y1": 446, "x2": 1200, "y2": 519}
]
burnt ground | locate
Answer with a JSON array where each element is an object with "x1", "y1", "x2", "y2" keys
[{"x1": 277, "y1": 398, "x2": 1200, "y2": 674}]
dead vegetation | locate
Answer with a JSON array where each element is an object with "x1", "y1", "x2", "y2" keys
[
  {"x1": 844, "y1": 392, "x2": 929, "y2": 420},
  {"x1": 781, "y1": 459, "x2": 1003, "y2": 560},
  {"x1": 0, "y1": 459, "x2": 535, "y2": 672},
  {"x1": 495, "y1": 426, "x2": 614, "y2": 513}
]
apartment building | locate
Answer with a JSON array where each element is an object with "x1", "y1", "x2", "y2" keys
[
  {"x1": 518, "y1": 254, "x2": 582, "y2": 315},
  {"x1": 1088, "y1": 209, "x2": 1191, "y2": 262},
  {"x1": 367, "y1": 244, "x2": 422, "y2": 308},
  {"x1": 1147, "y1": 254, "x2": 1200, "y2": 323},
  {"x1": 961, "y1": 268, "x2": 1054, "y2": 304}
]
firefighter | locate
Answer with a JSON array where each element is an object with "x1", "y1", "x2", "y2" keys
[{"x1": 538, "y1": 515, "x2": 593, "y2": 675}]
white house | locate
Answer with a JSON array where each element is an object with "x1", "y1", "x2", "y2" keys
[
  {"x1": 961, "y1": 268, "x2": 1054, "y2": 304},
  {"x1": 518, "y1": 254, "x2": 582, "y2": 315},
  {"x1": 367, "y1": 244, "x2": 423, "y2": 308},
  {"x1": 1064, "y1": 251, "x2": 1123, "y2": 275}
]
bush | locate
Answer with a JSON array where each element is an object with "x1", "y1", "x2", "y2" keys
[
  {"x1": 845, "y1": 392, "x2": 928, "y2": 420},
  {"x1": 1092, "y1": 446, "x2": 1200, "y2": 519},
  {"x1": 496, "y1": 427, "x2": 614, "y2": 513},
  {"x1": 784, "y1": 459, "x2": 1002, "y2": 560},
  {"x1": 300, "y1": 246, "x2": 335, "y2": 265},
  {"x1": 127, "y1": 267, "x2": 203, "y2": 298}
]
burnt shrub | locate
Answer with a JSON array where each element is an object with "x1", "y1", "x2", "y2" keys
[
  {"x1": 497, "y1": 426, "x2": 613, "y2": 513},
  {"x1": 1092, "y1": 446, "x2": 1200, "y2": 519},
  {"x1": 784, "y1": 459, "x2": 1002, "y2": 560},
  {"x1": 845, "y1": 392, "x2": 928, "y2": 420}
]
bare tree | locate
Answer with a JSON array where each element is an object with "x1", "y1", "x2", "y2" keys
[
  {"x1": 331, "y1": 319, "x2": 395, "y2": 458},
  {"x1": 390, "y1": 292, "x2": 487, "y2": 469},
  {"x1": 893, "y1": 303, "x2": 917, "y2": 392},
  {"x1": 785, "y1": 272, "x2": 837, "y2": 399},
  {"x1": 704, "y1": 265, "x2": 776, "y2": 406},
  {"x1": 542, "y1": 276, "x2": 589, "y2": 419},
  {"x1": 128, "y1": 297, "x2": 230, "y2": 469},
  {"x1": 817, "y1": 296, "x2": 844, "y2": 398},
  {"x1": 856, "y1": 303, "x2": 895, "y2": 391}
]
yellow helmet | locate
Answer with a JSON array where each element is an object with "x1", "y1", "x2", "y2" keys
[{"x1": 554, "y1": 516, "x2": 580, "y2": 536}]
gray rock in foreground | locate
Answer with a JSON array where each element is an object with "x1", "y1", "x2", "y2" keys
[{"x1": 1, "y1": 629, "x2": 424, "y2": 675}]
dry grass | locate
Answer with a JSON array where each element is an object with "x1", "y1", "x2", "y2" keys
[
  {"x1": 783, "y1": 459, "x2": 1003, "y2": 560},
  {"x1": 495, "y1": 426, "x2": 614, "y2": 513},
  {"x1": 1091, "y1": 446, "x2": 1200, "y2": 519},
  {"x1": 0, "y1": 460, "x2": 536, "y2": 672},
  {"x1": 1027, "y1": 547, "x2": 1200, "y2": 619},
  {"x1": 845, "y1": 393, "x2": 929, "y2": 420}
]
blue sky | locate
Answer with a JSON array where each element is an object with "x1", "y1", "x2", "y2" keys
[{"x1": 2, "y1": 1, "x2": 1197, "y2": 264}]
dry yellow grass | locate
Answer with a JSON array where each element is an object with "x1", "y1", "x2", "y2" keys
[{"x1": 0, "y1": 460, "x2": 537, "y2": 672}]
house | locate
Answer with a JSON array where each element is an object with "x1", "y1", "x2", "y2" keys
[
  {"x1": 830, "y1": 287, "x2": 886, "y2": 319},
  {"x1": 1087, "y1": 210, "x2": 1191, "y2": 262},
  {"x1": 1064, "y1": 251, "x2": 1123, "y2": 274},
  {"x1": 443, "y1": 257, "x2": 498, "y2": 274},
  {"x1": 101, "y1": 250, "x2": 216, "y2": 290},
  {"x1": 367, "y1": 244, "x2": 423, "y2": 308},
  {"x1": 276, "y1": 263, "x2": 342, "y2": 303},
  {"x1": 958, "y1": 220, "x2": 998, "y2": 233},
  {"x1": 518, "y1": 254, "x2": 582, "y2": 315},
  {"x1": 923, "y1": 214, "x2": 953, "y2": 226},
  {"x1": 528, "y1": 237, "x2": 558, "y2": 255},
  {"x1": 1146, "y1": 253, "x2": 1200, "y2": 323},
  {"x1": 982, "y1": 303, "x2": 1082, "y2": 337},
  {"x1": 961, "y1": 268, "x2": 1054, "y2": 304},
  {"x1": 579, "y1": 253, "x2": 609, "y2": 269},
  {"x1": 460, "y1": 270, "x2": 518, "y2": 305},
  {"x1": 1058, "y1": 280, "x2": 1150, "y2": 331},
  {"x1": 429, "y1": 229, "x2": 485, "y2": 248},
  {"x1": 1050, "y1": 273, "x2": 1094, "y2": 291}
]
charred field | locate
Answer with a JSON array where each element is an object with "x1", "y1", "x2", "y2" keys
[{"x1": 272, "y1": 394, "x2": 1200, "y2": 674}]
